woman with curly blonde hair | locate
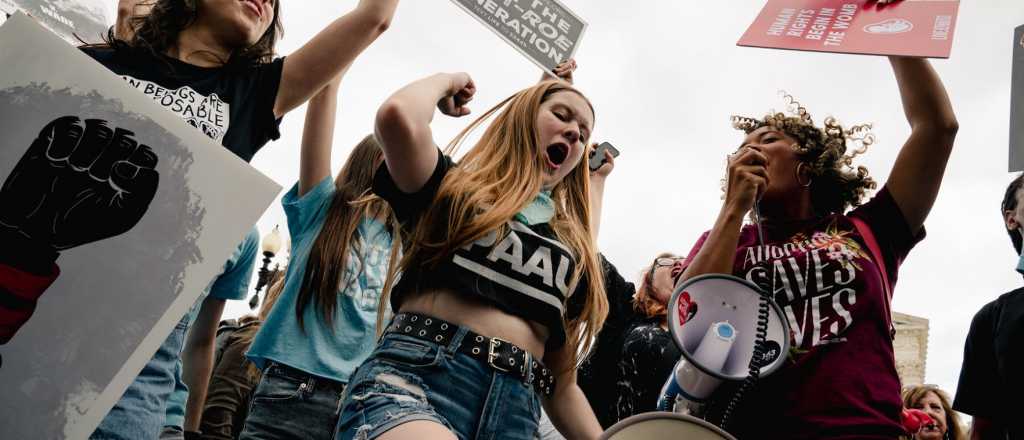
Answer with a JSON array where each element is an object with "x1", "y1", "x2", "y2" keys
[
  {"x1": 678, "y1": 57, "x2": 958, "y2": 439},
  {"x1": 902, "y1": 384, "x2": 966, "y2": 440},
  {"x1": 334, "y1": 69, "x2": 606, "y2": 439}
]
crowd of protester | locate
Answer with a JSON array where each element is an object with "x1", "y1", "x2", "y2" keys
[{"x1": 2, "y1": 0, "x2": 1018, "y2": 439}]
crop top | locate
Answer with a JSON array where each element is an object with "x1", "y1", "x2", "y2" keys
[{"x1": 373, "y1": 149, "x2": 587, "y2": 349}]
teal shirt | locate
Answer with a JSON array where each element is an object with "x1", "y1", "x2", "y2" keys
[
  {"x1": 246, "y1": 176, "x2": 393, "y2": 383},
  {"x1": 164, "y1": 228, "x2": 260, "y2": 429}
]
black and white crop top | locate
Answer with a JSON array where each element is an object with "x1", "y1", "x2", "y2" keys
[{"x1": 373, "y1": 149, "x2": 587, "y2": 349}]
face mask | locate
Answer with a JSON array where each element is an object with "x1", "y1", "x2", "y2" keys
[
  {"x1": 515, "y1": 190, "x2": 554, "y2": 225},
  {"x1": 1016, "y1": 243, "x2": 1024, "y2": 275}
]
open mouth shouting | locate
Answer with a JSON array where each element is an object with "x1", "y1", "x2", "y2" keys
[{"x1": 545, "y1": 143, "x2": 569, "y2": 170}]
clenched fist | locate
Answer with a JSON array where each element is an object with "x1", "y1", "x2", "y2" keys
[{"x1": 0, "y1": 116, "x2": 160, "y2": 251}]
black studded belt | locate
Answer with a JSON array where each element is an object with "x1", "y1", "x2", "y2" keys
[{"x1": 386, "y1": 312, "x2": 556, "y2": 396}]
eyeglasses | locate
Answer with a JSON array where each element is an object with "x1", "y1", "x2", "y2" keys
[
  {"x1": 646, "y1": 256, "x2": 685, "y2": 289},
  {"x1": 653, "y1": 257, "x2": 684, "y2": 268}
]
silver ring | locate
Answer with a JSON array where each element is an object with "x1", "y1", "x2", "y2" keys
[
  {"x1": 440, "y1": 324, "x2": 448, "y2": 330},
  {"x1": 435, "y1": 335, "x2": 443, "y2": 342},
  {"x1": 472, "y1": 347, "x2": 480, "y2": 355},
  {"x1": 405, "y1": 326, "x2": 412, "y2": 332},
  {"x1": 475, "y1": 336, "x2": 484, "y2": 343},
  {"x1": 419, "y1": 330, "x2": 426, "y2": 336},
  {"x1": 425, "y1": 319, "x2": 432, "y2": 325}
]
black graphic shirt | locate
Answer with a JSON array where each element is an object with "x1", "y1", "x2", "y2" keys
[
  {"x1": 80, "y1": 46, "x2": 283, "y2": 162},
  {"x1": 373, "y1": 149, "x2": 586, "y2": 349}
]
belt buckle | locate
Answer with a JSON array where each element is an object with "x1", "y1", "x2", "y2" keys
[{"x1": 487, "y1": 337, "x2": 511, "y2": 373}]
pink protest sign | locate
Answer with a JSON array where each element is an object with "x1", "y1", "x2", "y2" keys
[{"x1": 737, "y1": 0, "x2": 960, "y2": 58}]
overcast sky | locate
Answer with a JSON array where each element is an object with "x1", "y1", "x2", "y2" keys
[{"x1": 95, "y1": 1, "x2": 1023, "y2": 400}]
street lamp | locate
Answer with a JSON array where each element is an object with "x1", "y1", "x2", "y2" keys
[{"x1": 249, "y1": 225, "x2": 283, "y2": 309}]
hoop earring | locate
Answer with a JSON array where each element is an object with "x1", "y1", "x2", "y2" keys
[{"x1": 795, "y1": 163, "x2": 813, "y2": 188}]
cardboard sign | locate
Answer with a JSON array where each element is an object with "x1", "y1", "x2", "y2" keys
[
  {"x1": 1011, "y1": 25, "x2": 1024, "y2": 171},
  {"x1": 449, "y1": 0, "x2": 587, "y2": 73},
  {"x1": 737, "y1": 0, "x2": 960, "y2": 58},
  {"x1": 0, "y1": 13, "x2": 280, "y2": 439},
  {"x1": 0, "y1": 0, "x2": 110, "y2": 44}
]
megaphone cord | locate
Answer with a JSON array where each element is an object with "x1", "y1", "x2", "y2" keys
[{"x1": 718, "y1": 201, "x2": 773, "y2": 430}]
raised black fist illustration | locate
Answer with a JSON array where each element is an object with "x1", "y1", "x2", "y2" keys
[
  {"x1": 0, "y1": 116, "x2": 160, "y2": 251},
  {"x1": 0, "y1": 117, "x2": 160, "y2": 349}
]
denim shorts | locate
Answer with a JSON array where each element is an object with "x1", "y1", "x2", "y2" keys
[
  {"x1": 239, "y1": 362, "x2": 347, "y2": 440},
  {"x1": 335, "y1": 326, "x2": 542, "y2": 440}
]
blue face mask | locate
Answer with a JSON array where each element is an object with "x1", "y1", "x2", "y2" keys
[
  {"x1": 1016, "y1": 243, "x2": 1024, "y2": 275},
  {"x1": 514, "y1": 190, "x2": 555, "y2": 225}
]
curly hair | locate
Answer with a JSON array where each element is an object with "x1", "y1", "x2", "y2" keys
[{"x1": 731, "y1": 93, "x2": 877, "y2": 216}]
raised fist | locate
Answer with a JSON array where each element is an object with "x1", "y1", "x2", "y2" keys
[{"x1": 0, "y1": 116, "x2": 160, "y2": 251}]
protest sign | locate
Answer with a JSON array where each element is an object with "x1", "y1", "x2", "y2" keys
[
  {"x1": 0, "y1": 0, "x2": 110, "y2": 44},
  {"x1": 449, "y1": 0, "x2": 587, "y2": 73},
  {"x1": 0, "y1": 13, "x2": 280, "y2": 439},
  {"x1": 1011, "y1": 25, "x2": 1024, "y2": 171},
  {"x1": 737, "y1": 0, "x2": 959, "y2": 58}
]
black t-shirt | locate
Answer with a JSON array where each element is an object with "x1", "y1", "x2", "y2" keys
[
  {"x1": 615, "y1": 319, "x2": 681, "y2": 421},
  {"x1": 953, "y1": 287, "x2": 1024, "y2": 439},
  {"x1": 577, "y1": 255, "x2": 643, "y2": 428},
  {"x1": 80, "y1": 46, "x2": 284, "y2": 162},
  {"x1": 372, "y1": 149, "x2": 586, "y2": 350}
]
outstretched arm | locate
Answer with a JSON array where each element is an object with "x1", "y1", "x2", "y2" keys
[
  {"x1": 274, "y1": 0, "x2": 399, "y2": 118},
  {"x1": 297, "y1": 74, "x2": 343, "y2": 196},
  {"x1": 375, "y1": 72, "x2": 475, "y2": 193},
  {"x1": 884, "y1": 57, "x2": 958, "y2": 234}
]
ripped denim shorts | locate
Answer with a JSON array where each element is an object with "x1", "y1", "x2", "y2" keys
[{"x1": 334, "y1": 325, "x2": 541, "y2": 440}]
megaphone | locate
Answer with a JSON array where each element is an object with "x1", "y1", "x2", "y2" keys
[
  {"x1": 658, "y1": 274, "x2": 791, "y2": 417},
  {"x1": 600, "y1": 412, "x2": 737, "y2": 440}
]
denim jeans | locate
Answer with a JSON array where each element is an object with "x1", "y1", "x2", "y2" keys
[
  {"x1": 238, "y1": 362, "x2": 347, "y2": 440},
  {"x1": 335, "y1": 327, "x2": 541, "y2": 440},
  {"x1": 90, "y1": 314, "x2": 190, "y2": 440}
]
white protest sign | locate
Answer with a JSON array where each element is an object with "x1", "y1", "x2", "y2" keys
[
  {"x1": 449, "y1": 0, "x2": 587, "y2": 73},
  {"x1": 0, "y1": 13, "x2": 281, "y2": 439},
  {"x1": 0, "y1": 0, "x2": 110, "y2": 44}
]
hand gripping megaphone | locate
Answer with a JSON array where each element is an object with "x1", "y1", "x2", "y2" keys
[{"x1": 657, "y1": 274, "x2": 791, "y2": 420}]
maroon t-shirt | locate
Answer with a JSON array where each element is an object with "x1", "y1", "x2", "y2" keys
[{"x1": 682, "y1": 187, "x2": 923, "y2": 439}]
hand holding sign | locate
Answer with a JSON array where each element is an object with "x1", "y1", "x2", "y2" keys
[
  {"x1": 0, "y1": 116, "x2": 160, "y2": 252},
  {"x1": 437, "y1": 73, "x2": 476, "y2": 117}
]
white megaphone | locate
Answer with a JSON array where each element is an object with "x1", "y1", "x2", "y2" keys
[
  {"x1": 600, "y1": 413, "x2": 737, "y2": 440},
  {"x1": 657, "y1": 274, "x2": 791, "y2": 417}
]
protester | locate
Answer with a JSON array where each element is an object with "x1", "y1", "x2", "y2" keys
[
  {"x1": 86, "y1": 2, "x2": 401, "y2": 438},
  {"x1": 334, "y1": 66, "x2": 606, "y2": 438},
  {"x1": 678, "y1": 56, "x2": 958, "y2": 439},
  {"x1": 572, "y1": 252, "x2": 683, "y2": 429},
  {"x1": 87, "y1": 0, "x2": 399, "y2": 163},
  {"x1": 902, "y1": 384, "x2": 966, "y2": 440},
  {"x1": 952, "y1": 172, "x2": 1024, "y2": 440},
  {"x1": 240, "y1": 88, "x2": 401, "y2": 440},
  {"x1": 196, "y1": 270, "x2": 286, "y2": 440}
]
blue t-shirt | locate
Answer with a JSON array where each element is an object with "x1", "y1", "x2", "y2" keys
[
  {"x1": 246, "y1": 176, "x2": 393, "y2": 383},
  {"x1": 164, "y1": 228, "x2": 260, "y2": 429}
]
